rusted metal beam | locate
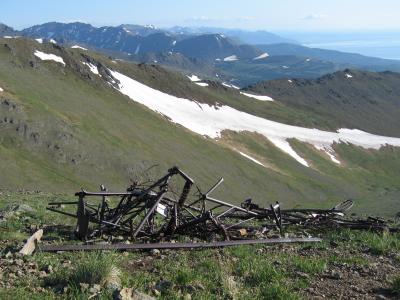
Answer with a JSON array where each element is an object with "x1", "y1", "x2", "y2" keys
[{"x1": 39, "y1": 237, "x2": 322, "y2": 252}]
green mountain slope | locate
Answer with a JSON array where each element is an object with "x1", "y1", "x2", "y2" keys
[
  {"x1": 1, "y1": 38, "x2": 400, "y2": 216},
  {"x1": 245, "y1": 69, "x2": 400, "y2": 137}
]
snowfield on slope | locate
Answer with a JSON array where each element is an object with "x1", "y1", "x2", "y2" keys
[
  {"x1": 82, "y1": 62, "x2": 100, "y2": 75},
  {"x1": 240, "y1": 92, "x2": 274, "y2": 102},
  {"x1": 187, "y1": 75, "x2": 201, "y2": 82},
  {"x1": 107, "y1": 69, "x2": 400, "y2": 167},
  {"x1": 71, "y1": 45, "x2": 88, "y2": 50},
  {"x1": 222, "y1": 82, "x2": 240, "y2": 89},
  {"x1": 224, "y1": 55, "x2": 238, "y2": 62},
  {"x1": 34, "y1": 50, "x2": 65, "y2": 66},
  {"x1": 253, "y1": 53, "x2": 269, "y2": 60},
  {"x1": 238, "y1": 151, "x2": 265, "y2": 166}
]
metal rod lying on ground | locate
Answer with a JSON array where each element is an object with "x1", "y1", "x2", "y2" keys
[{"x1": 39, "y1": 237, "x2": 322, "y2": 252}]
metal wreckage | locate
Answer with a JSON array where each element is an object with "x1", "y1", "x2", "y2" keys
[{"x1": 42, "y1": 166, "x2": 397, "y2": 252}]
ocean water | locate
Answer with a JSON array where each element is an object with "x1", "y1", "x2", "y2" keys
[{"x1": 279, "y1": 31, "x2": 400, "y2": 60}]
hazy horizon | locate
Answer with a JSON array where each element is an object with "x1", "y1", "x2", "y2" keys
[
  {"x1": 2, "y1": 0, "x2": 400, "y2": 31},
  {"x1": 2, "y1": 0, "x2": 400, "y2": 60}
]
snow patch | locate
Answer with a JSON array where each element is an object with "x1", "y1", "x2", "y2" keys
[
  {"x1": 224, "y1": 55, "x2": 238, "y2": 62},
  {"x1": 314, "y1": 145, "x2": 341, "y2": 164},
  {"x1": 253, "y1": 53, "x2": 269, "y2": 60},
  {"x1": 240, "y1": 92, "x2": 274, "y2": 102},
  {"x1": 134, "y1": 44, "x2": 141, "y2": 55},
  {"x1": 71, "y1": 45, "x2": 87, "y2": 50},
  {"x1": 34, "y1": 50, "x2": 65, "y2": 66},
  {"x1": 49, "y1": 39, "x2": 57, "y2": 44},
  {"x1": 282, "y1": 65, "x2": 289, "y2": 69},
  {"x1": 195, "y1": 82, "x2": 209, "y2": 87},
  {"x1": 306, "y1": 58, "x2": 311, "y2": 62},
  {"x1": 222, "y1": 82, "x2": 240, "y2": 89},
  {"x1": 268, "y1": 137, "x2": 309, "y2": 166},
  {"x1": 3, "y1": 36, "x2": 13, "y2": 39},
  {"x1": 346, "y1": 73, "x2": 353, "y2": 78},
  {"x1": 238, "y1": 151, "x2": 265, "y2": 166},
  {"x1": 288, "y1": 80, "x2": 293, "y2": 83},
  {"x1": 109, "y1": 70, "x2": 400, "y2": 167},
  {"x1": 187, "y1": 75, "x2": 201, "y2": 82},
  {"x1": 172, "y1": 40, "x2": 177, "y2": 46},
  {"x1": 0, "y1": 86, "x2": 3, "y2": 92},
  {"x1": 82, "y1": 62, "x2": 99, "y2": 75},
  {"x1": 35, "y1": 38, "x2": 43, "y2": 44}
]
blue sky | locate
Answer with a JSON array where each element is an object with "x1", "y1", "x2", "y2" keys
[{"x1": 1, "y1": 0, "x2": 400, "y2": 31}]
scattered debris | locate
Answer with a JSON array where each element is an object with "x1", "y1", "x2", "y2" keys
[
  {"x1": 114, "y1": 288, "x2": 155, "y2": 300},
  {"x1": 19, "y1": 229, "x2": 43, "y2": 255},
  {"x1": 45, "y1": 167, "x2": 398, "y2": 252}
]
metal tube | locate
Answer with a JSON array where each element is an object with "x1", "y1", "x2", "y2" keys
[
  {"x1": 206, "y1": 196, "x2": 259, "y2": 216},
  {"x1": 205, "y1": 178, "x2": 224, "y2": 196},
  {"x1": 132, "y1": 187, "x2": 169, "y2": 238},
  {"x1": 39, "y1": 237, "x2": 322, "y2": 252}
]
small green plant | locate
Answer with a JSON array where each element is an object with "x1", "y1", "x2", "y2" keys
[
  {"x1": 46, "y1": 251, "x2": 117, "y2": 288},
  {"x1": 392, "y1": 275, "x2": 400, "y2": 296},
  {"x1": 361, "y1": 231, "x2": 400, "y2": 255},
  {"x1": 174, "y1": 269, "x2": 196, "y2": 285},
  {"x1": 291, "y1": 257, "x2": 327, "y2": 275},
  {"x1": 259, "y1": 283, "x2": 300, "y2": 300},
  {"x1": 69, "y1": 252, "x2": 117, "y2": 286},
  {"x1": 328, "y1": 255, "x2": 367, "y2": 266}
]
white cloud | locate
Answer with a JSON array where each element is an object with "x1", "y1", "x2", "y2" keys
[
  {"x1": 189, "y1": 16, "x2": 220, "y2": 22},
  {"x1": 302, "y1": 13, "x2": 328, "y2": 21},
  {"x1": 186, "y1": 16, "x2": 255, "y2": 23}
]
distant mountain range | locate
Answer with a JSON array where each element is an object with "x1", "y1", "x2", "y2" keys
[
  {"x1": 3, "y1": 22, "x2": 400, "y2": 86},
  {"x1": 0, "y1": 23, "x2": 17, "y2": 36},
  {"x1": 167, "y1": 26, "x2": 298, "y2": 45}
]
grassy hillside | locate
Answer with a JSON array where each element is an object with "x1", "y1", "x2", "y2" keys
[
  {"x1": 1, "y1": 38, "x2": 400, "y2": 216},
  {"x1": 245, "y1": 69, "x2": 400, "y2": 137}
]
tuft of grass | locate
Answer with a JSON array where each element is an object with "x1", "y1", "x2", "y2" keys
[
  {"x1": 0, "y1": 287, "x2": 57, "y2": 300},
  {"x1": 363, "y1": 232, "x2": 400, "y2": 255},
  {"x1": 325, "y1": 229, "x2": 400, "y2": 255},
  {"x1": 259, "y1": 283, "x2": 301, "y2": 300},
  {"x1": 174, "y1": 269, "x2": 196, "y2": 285},
  {"x1": 392, "y1": 275, "x2": 400, "y2": 296},
  {"x1": 46, "y1": 251, "x2": 117, "y2": 288},
  {"x1": 70, "y1": 252, "x2": 116, "y2": 286},
  {"x1": 290, "y1": 257, "x2": 327, "y2": 275},
  {"x1": 328, "y1": 255, "x2": 368, "y2": 266}
]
